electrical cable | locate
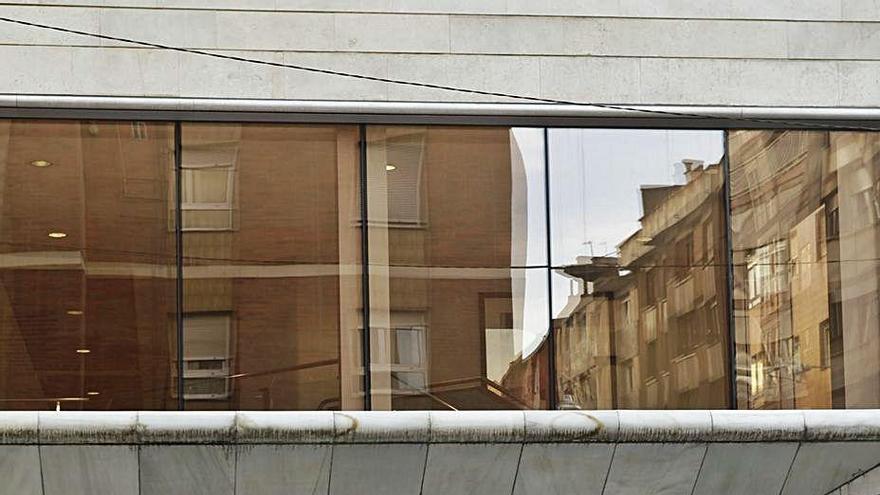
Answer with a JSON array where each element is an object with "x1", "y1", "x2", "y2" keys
[{"x1": 1, "y1": 15, "x2": 880, "y2": 132}]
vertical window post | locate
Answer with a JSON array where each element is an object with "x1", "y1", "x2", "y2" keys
[
  {"x1": 722, "y1": 130, "x2": 738, "y2": 410},
  {"x1": 359, "y1": 124, "x2": 372, "y2": 411},
  {"x1": 174, "y1": 121, "x2": 185, "y2": 410},
  {"x1": 544, "y1": 128, "x2": 557, "y2": 410}
]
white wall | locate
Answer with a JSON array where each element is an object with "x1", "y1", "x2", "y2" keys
[{"x1": 1, "y1": 1, "x2": 880, "y2": 106}]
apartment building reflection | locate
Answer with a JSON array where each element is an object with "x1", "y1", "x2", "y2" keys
[
  {"x1": 6, "y1": 120, "x2": 874, "y2": 413},
  {"x1": 730, "y1": 130, "x2": 880, "y2": 409},
  {"x1": 554, "y1": 159, "x2": 730, "y2": 409},
  {"x1": 0, "y1": 120, "x2": 550, "y2": 411},
  {"x1": 365, "y1": 126, "x2": 550, "y2": 411}
]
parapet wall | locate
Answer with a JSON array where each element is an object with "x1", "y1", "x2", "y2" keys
[{"x1": 2, "y1": 410, "x2": 880, "y2": 494}]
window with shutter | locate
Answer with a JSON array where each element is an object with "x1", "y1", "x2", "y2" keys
[
  {"x1": 176, "y1": 313, "x2": 232, "y2": 400},
  {"x1": 179, "y1": 144, "x2": 238, "y2": 231}
]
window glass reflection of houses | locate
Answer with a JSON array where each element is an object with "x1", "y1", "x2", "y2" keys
[
  {"x1": 550, "y1": 130, "x2": 730, "y2": 409},
  {"x1": 730, "y1": 130, "x2": 880, "y2": 409},
  {"x1": 366, "y1": 127, "x2": 551, "y2": 411}
]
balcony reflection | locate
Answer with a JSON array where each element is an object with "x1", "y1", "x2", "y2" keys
[
  {"x1": 730, "y1": 130, "x2": 880, "y2": 409},
  {"x1": 1, "y1": 121, "x2": 878, "y2": 412},
  {"x1": 551, "y1": 129, "x2": 729, "y2": 409}
]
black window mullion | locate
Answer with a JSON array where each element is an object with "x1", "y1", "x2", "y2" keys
[
  {"x1": 722, "y1": 129, "x2": 738, "y2": 410},
  {"x1": 174, "y1": 121, "x2": 185, "y2": 411},
  {"x1": 359, "y1": 124, "x2": 372, "y2": 411},
  {"x1": 544, "y1": 127, "x2": 557, "y2": 410}
]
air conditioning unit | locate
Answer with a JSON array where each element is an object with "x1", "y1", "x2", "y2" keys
[{"x1": 182, "y1": 357, "x2": 230, "y2": 400}]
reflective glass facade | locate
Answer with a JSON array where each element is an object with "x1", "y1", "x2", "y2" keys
[
  {"x1": 0, "y1": 120, "x2": 176, "y2": 410},
  {"x1": 1, "y1": 120, "x2": 878, "y2": 411},
  {"x1": 550, "y1": 129, "x2": 729, "y2": 409},
  {"x1": 180, "y1": 124, "x2": 363, "y2": 411},
  {"x1": 366, "y1": 127, "x2": 550, "y2": 410},
  {"x1": 730, "y1": 130, "x2": 880, "y2": 409}
]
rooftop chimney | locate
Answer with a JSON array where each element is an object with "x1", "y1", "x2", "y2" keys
[{"x1": 680, "y1": 159, "x2": 704, "y2": 183}]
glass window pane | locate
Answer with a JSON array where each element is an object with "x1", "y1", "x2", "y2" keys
[
  {"x1": 730, "y1": 130, "x2": 880, "y2": 409},
  {"x1": 181, "y1": 123, "x2": 363, "y2": 411},
  {"x1": 0, "y1": 120, "x2": 176, "y2": 410},
  {"x1": 366, "y1": 126, "x2": 550, "y2": 410},
  {"x1": 550, "y1": 129, "x2": 729, "y2": 409},
  {"x1": 550, "y1": 129, "x2": 724, "y2": 267}
]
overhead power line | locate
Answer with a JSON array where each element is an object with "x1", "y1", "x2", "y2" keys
[{"x1": 0, "y1": 15, "x2": 879, "y2": 131}]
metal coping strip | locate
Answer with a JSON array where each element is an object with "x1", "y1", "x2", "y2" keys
[{"x1": 2, "y1": 96, "x2": 880, "y2": 128}]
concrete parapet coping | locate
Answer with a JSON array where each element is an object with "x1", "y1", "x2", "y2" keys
[{"x1": 0, "y1": 410, "x2": 878, "y2": 445}]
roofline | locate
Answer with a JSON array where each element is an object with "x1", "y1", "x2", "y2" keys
[
  {"x1": 4, "y1": 410, "x2": 880, "y2": 445},
  {"x1": 0, "y1": 95, "x2": 879, "y2": 128}
]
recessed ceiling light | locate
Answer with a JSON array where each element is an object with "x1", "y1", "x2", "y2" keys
[
  {"x1": 30, "y1": 159, "x2": 53, "y2": 168},
  {"x1": 86, "y1": 391, "x2": 100, "y2": 396},
  {"x1": 66, "y1": 310, "x2": 83, "y2": 316},
  {"x1": 75, "y1": 348, "x2": 90, "y2": 354},
  {"x1": 48, "y1": 232, "x2": 67, "y2": 239},
  {"x1": 385, "y1": 164, "x2": 397, "y2": 171}
]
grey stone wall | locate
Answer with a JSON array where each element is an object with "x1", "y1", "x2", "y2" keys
[
  {"x1": 1, "y1": 1, "x2": 880, "y2": 106},
  {"x1": 829, "y1": 463, "x2": 880, "y2": 494}
]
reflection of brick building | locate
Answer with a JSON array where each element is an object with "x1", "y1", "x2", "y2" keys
[
  {"x1": 368, "y1": 126, "x2": 547, "y2": 410},
  {"x1": 0, "y1": 120, "x2": 176, "y2": 410},
  {"x1": 0, "y1": 121, "x2": 547, "y2": 411},
  {"x1": 555, "y1": 160, "x2": 730, "y2": 409},
  {"x1": 730, "y1": 130, "x2": 880, "y2": 409}
]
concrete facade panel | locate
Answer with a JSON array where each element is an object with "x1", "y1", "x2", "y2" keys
[
  {"x1": 513, "y1": 443, "x2": 614, "y2": 495},
  {"x1": 538, "y1": 57, "x2": 641, "y2": 103},
  {"x1": 71, "y1": 48, "x2": 181, "y2": 97},
  {"x1": 619, "y1": 0, "x2": 843, "y2": 21},
  {"x1": 178, "y1": 50, "x2": 280, "y2": 99},
  {"x1": 280, "y1": 52, "x2": 389, "y2": 100},
  {"x1": 0, "y1": 6, "x2": 100, "y2": 46},
  {"x1": 839, "y1": 61, "x2": 880, "y2": 106},
  {"x1": 385, "y1": 54, "x2": 540, "y2": 102},
  {"x1": 215, "y1": 11, "x2": 334, "y2": 51},
  {"x1": 0, "y1": 2, "x2": 876, "y2": 106},
  {"x1": 604, "y1": 443, "x2": 706, "y2": 495},
  {"x1": 99, "y1": 8, "x2": 219, "y2": 48},
  {"x1": 329, "y1": 444, "x2": 427, "y2": 495},
  {"x1": 788, "y1": 22, "x2": 880, "y2": 59},
  {"x1": 334, "y1": 13, "x2": 449, "y2": 53},
  {"x1": 450, "y1": 17, "x2": 788, "y2": 59},
  {"x1": 40, "y1": 445, "x2": 139, "y2": 495},
  {"x1": 421, "y1": 444, "x2": 521, "y2": 495},
  {"x1": 842, "y1": 0, "x2": 880, "y2": 20},
  {"x1": 388, "y1": 0, "x2": 506, "y2": 14},
  {"x1": 0, "y1": 45, "x2": 865, "y2": 106},
  {"x1": 782, "y1": 442, "x2": 880, "y2": 495},
  {"x1": 140, "y1": 445, "x2": 235, "y2": 495},
  {"x1": 0, "y1": 446, "x2": 41, "y2": 495},
  {"x1": 0, "y1": 0, "x2": 854, "y2": 20},
  {"x1": 834, "y1": 462, "x2": 880, "y2": 494},
  {"x1": 638, "y1": 58, "x2": 840, "y2": 106},
  {"x1": 236, "y1": 444, "x2": 331, "y2": 495},
  {"x1": 691, "y1": 443, "x2": 799, "y2": 495}
]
